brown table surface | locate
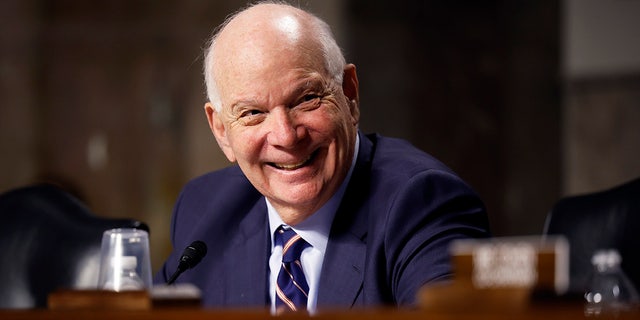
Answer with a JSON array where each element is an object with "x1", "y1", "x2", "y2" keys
[
  {"x1": 1, "y1": 303, "x2": 639, "y2": 320},
  {"x1": 2, "y1": 286, "x2": 639, "y2": 319}
]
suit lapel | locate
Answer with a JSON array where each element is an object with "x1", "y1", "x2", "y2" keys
[
  {"x1": 317, "y1": 132, "x2": 373, "y2": 307},
  {"x1": 317, "y1": 224, "x2": 367, "y2": 307},
  {"x1": 223, "y1": 198, "x2": 270, "y2": 306}
]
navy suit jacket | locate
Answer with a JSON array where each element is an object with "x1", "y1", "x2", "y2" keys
[{"x1": 155, "y1": 132, "x2": 490, "y2": 308}]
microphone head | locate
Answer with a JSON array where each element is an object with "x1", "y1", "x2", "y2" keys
[{"x1": 179, "y1": 240, "x2": 207, "y2": 269}]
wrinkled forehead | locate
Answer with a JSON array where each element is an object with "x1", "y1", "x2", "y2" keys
[{"x1": 209, "y1": 6, "x2": 333, "y2": 108}]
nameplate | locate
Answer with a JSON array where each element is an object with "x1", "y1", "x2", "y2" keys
[{"x1": 450, "y1": 236, "x2": 569, "y2": 294}]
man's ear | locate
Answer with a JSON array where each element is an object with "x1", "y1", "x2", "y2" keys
[
  {"x1": 342, "y1": 64, "x2": 360, "y2": 125},
  {"x1": 204, "y1": 102, "x2": 236, "y2": 162}
]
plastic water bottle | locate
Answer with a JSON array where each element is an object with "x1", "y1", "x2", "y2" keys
[
  {"x1": 102, "y1": 255, "x2": 145, "y2": 291},
  {"x1": 584, "y1": 249, "x2": 639, "y2": 316}
]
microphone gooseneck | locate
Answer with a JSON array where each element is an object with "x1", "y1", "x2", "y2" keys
[{"x1": 167, "y1": 240, "x2": 208, "y2": 285}]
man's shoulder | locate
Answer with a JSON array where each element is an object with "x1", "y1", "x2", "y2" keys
[
  {"x1": 168, "y1": 165, "x2": 266, "y2": 261},
  {"x1": 178, "y1": 165, "x2": 260, "y2": 204}
]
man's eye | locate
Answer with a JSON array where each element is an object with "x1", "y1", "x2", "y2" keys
[
  {"x1": 293, "y1": 94, "x2": 322, "y2": 111},
  {"x1": 303, "y1": 94, "x2": 320, "y2": 102},
  {"x1": 240, "y1": 109, "x2": 262, "y2": 118}
]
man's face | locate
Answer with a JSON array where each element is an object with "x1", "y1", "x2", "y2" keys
[{"x1": 205, "y1": 29, "x2": 359, "y2": 225}]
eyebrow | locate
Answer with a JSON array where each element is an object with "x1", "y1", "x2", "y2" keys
[
  {"x1": 292, "y1": 78, "x2": 324, "y2": 97},
  {"x1": 227, "y1": 98, "x2": 260, "y2": 114},
  {"x1": 228, "y1": 73, "x2": 327, "y2": 111}
]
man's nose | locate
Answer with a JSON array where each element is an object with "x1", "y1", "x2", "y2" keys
[{"x1": 267, "y1": 108, "x2": 300, "y2": 148}]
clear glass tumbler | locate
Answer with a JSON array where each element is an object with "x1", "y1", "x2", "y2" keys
[{"x1": 97, "y1": 228, "x2": 152, "y2": 291}]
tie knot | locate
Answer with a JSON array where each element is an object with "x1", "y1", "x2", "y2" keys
[{"x1": 275, "y1": 226, "x2": 310, "y2": 263}]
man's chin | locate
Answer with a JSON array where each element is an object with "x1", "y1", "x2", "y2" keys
[{"x1": 268, "y1": 191, "x2": 322, "y2": 212}]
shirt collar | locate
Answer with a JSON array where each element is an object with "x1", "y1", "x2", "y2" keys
[{"x1": 268, "y1": 134, "x2": 360, "y2": 254}]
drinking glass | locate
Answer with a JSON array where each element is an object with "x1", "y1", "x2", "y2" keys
[{"x1": 97, "y1": 228, "x2": 152, "y2": 291}]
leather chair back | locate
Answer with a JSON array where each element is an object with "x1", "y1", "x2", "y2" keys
[
  {"x1": 543, "y1": 177, "x2": 640, "y2": 295},
  {"x1": 0, "y1": 184, "x2": 148, "y2": 308}
]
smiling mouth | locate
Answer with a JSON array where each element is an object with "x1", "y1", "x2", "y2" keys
[{"x1": 269, "y1": 151, "x2": 317, "y2": 171}]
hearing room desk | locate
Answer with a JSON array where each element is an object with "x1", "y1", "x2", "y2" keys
[
  {"x1": 0, "y1": 307, "x2": 639, "y2": 320},
  {"x1": 1, "y1": 303, "x2": 639, "y2": 320},
  {"x1": 1, "y1": 286, "x2": 639, "y2": 319}
]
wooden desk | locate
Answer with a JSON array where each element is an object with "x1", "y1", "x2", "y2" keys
[
  {"x1": 1, "y1": 303, "x2": 639, "y2": 320},
  {"x1": 1, "y1": 285, "x2": 638, "y2": 319}
]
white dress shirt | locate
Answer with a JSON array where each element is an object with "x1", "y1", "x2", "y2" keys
[{"x1": 267, "y1": 135, "x2": 359, "y2": 314}]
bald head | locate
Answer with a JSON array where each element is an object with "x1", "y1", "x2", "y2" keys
[{"x1": 203, "y1": 2, "x2": 346, "y2": 111}]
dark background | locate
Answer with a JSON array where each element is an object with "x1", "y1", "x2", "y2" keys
[{"x1": 1, "y1": 0, "x2": 639, "y2": 271}]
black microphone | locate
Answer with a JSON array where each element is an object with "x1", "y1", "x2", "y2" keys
[{"x1": 167, "y1": 240, "x2": 208, "y2": 285}]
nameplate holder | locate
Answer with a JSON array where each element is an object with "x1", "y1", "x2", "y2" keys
[
  {"x1": 450, "y1": 236, "x2": 569, "y2": 294},
  {"x1": 47, "y1": 284, "x2": 202, "y2": 310},
  {"x1": 48, "y1": 289, "x2": 151, "y2": 310}
]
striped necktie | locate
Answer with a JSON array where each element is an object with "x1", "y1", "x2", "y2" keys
[{"x1": 274, "y1": 226, "x2": 310, "y2": 313}]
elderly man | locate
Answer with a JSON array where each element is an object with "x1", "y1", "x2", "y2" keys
[{"x1": 155, "y1": 1, "x2": 490, "y2": 313}]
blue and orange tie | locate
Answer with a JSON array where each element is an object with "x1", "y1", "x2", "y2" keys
[{"x1": 275, "y1": 226, "x2": 310, "y2": 313}]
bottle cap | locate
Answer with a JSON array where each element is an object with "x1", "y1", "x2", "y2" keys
[{"x1": 591, "y1": 249, "x2": 621, "y2": 269}]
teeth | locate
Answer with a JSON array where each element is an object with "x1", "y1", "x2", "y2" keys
[{"x1": 273, "y1": 155, "x2": 311, "y2": 170}]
